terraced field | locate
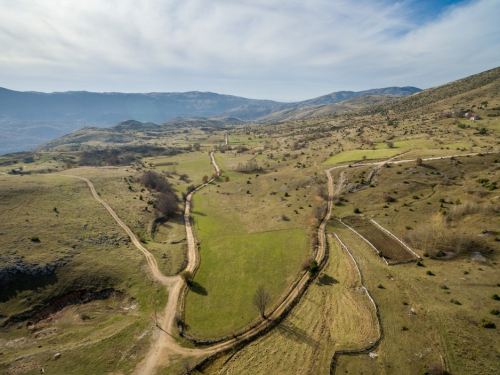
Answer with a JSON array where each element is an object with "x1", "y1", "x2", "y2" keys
[{"x1": 342, "y1": 216, "x2": 417, "y2": 264}]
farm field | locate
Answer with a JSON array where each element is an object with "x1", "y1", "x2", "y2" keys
[
  {"x1": 342, "y1": 216, "x2": 417, "y2": 263},
  {"x1": 193, "y1": 234, "x2": 379, "y2": 375},
  {"x1": 2, "y1": 66, "x2": 500, "y2": 375},
  {"x1": 144, "y1": 150, "x2": 215, "y2": 193},
  {"x1": 184, "y1": 178, "x2": 310, "y2": 339},
  {"x1": 323, "y1": 149, "x2": 402, "y2": 165},
  {"x1": 330, "y1": 221, "x2": 500, "y2": 375}
]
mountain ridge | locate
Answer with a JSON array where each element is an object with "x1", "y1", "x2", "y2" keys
[{"x1": 0, "y1": 86, "x2": 420, "y2": 154}]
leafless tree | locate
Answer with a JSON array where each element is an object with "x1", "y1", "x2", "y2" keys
[
  {"x1": 313, "y1": 203, "x2": 327, "y2": 220},
  {"x1": 155, "y1": 191, "x2": 179, "y2": 218},
  {"x1": 253, "y1": 285, "x2": 270, "y2": 319}
]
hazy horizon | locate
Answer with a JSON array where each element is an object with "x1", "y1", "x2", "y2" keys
[{"x1": 1, "y1": 0, "x2": 499, "y2": 101}]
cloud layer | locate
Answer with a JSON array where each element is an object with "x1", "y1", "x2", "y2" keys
[{"x1": 0, "y1": 0, "x2": 499, "y2": 100}]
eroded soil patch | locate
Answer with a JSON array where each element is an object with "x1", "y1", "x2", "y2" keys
[{"x1": 26, "y1": 289, "x2": 122, "y2": 328}]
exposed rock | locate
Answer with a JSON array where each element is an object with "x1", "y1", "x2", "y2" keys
[
  {"x1": 472, "y1": 252, "x2": 487, "y2": 263},
  {"x1": 0, "y1": 260, "x2": 59, "y2": 287}
]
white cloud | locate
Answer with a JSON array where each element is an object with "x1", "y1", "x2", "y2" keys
[{"x1": 0, "y1": 0, "x2": 498, "y2": 100}]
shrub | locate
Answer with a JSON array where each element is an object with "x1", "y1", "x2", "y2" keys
[
  {"x1": 450, "y1": 299, "x2": 461, "y2": 305},
  {"x1": 491, "y1": 294, "x2": 500, "y2": 301},
  {"x1": 489, "y1": 309, "x2": 499, "y2": 315},
  {"x1": 480, "y1": 319, "x2": 496, "y2": 328},
  {"x1": 180, "y1": 270, "x2": 193, "y2": 285},
  {"x1": 30, "y1": 236, "x2": 40, "y2": 243},
  {"x1": 377, "y1": 284, "x2": 385, "y2": 289},
  {"x1": 382, "y1": 194, "x2": 396, "y2": 203},
  {"x1": 354, "y1": 208, "x2": 361, "y2": 214},
  {"x1": 409, "y1": 222, "x2": 486, "y2": 258},
  {"x1": 426, "y1": 270, "x2": 435, "y2": 276},
  {"x1": 423, "y1": 362, "x2": 445, "y2": 375},
  {"x1": 301, "y1": 257, "x2": 312, "y2": 271},
  {"x1": 308, "y1": 260, "x2": 319, "y2": 276},
  {"x1": 174, "y1": 313, "x2": 184, "y2": 330}
]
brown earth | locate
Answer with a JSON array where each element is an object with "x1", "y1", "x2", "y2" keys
[{"x1": 342, "y1": 216, "x2": 414, "y2": 263}]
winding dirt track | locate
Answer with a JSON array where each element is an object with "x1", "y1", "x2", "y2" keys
[
  {"x1": 62, "y1": 150, "x2": 499, "y2": 374},
  {"x1": 66, "y1": 175, "x2": 176, "y2": 286}
]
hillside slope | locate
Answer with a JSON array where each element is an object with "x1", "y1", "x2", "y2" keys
[
  {"x1": 0, "y1": 86, "x2": 418, "y2": 154},
  {"x1": 360, "y1": 66, "x2": 500, "y2": 116}
]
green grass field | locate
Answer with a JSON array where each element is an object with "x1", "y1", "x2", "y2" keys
[
  {"x1": 323, "y1": 148, "x2": 403, "y2": 165},
  {"x1": 194, "y1": 234, "x2": 379, "y2": 375},
  {"x1": 144, "y1": 151, "x2": 214, "y2": 193},
  {"x1": 184, "y1": 182, "x2": 309, "y2": 339}
]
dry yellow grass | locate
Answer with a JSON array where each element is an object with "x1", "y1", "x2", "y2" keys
[{"x1": 193, "y1": 235, "x2": 378, "y2": 375}]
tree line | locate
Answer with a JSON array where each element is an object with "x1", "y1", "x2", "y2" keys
[{"x1": 140, "y1": 171, "x2": 179, "y2": 218}]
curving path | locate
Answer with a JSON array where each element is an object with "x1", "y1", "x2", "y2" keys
[
  {"x1": 60, "y1": 151, "x2": 335, "y2": 373},
  {"x1": 58, "y1": 149, "x2": 499, "y2": 374},
  {"x1": 63, "y1": 175, "x2": 177, "y2": 286}
]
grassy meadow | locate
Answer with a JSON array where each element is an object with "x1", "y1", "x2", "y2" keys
[
  {"x1": 193, "y1": 235, "x2": 379, "y2": 375},
  {"x1": 184, "y1": 171, "x2": 312, "y2": 338},
  {"x1": 2, "y1": 68, "x2": 500, "y2": 374},
  {"x1": 0, "y1": 173, "x2": 167, "y2": 374}
]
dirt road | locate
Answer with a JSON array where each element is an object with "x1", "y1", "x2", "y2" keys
[
  {"x1": 60, "y1": 149, "x2": 498, "y2": 374},
  {"x1": 63, "y1": 152, "x2": 334, "y2": 373}
]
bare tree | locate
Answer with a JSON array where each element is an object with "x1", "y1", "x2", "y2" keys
[
  {"x1": 253, "y1": 285, "x2": 270, "y2": 319},
  {"x1": 202, "y1": 175, "x2": 209, "y2": 184},
  {"x1": 155, "y1": 191, "x2": 179, "y2": 218},
  {"x1": 313, "y1": 203, "x2": 327, "y2": 220}
]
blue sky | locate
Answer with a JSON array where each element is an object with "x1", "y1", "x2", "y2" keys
[{"x1": 0, "y1": 0, "x2": 498, "y2": 101}]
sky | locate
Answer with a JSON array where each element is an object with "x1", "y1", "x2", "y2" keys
[{"x1": 0, "y1": 0, "x2": 499, "y2": 102}]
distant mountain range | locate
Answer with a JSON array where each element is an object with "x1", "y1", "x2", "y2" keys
[{"x1": 0, "y1": 86, "x2": 420, "y2": 154}]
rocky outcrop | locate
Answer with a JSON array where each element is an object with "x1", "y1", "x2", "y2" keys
[
  {"x1": 0, "y1": 258, "x2": 66, "y2": 303},
  {"x1": 0, "y1": 261, "x2": 59, "y2": 286}
]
